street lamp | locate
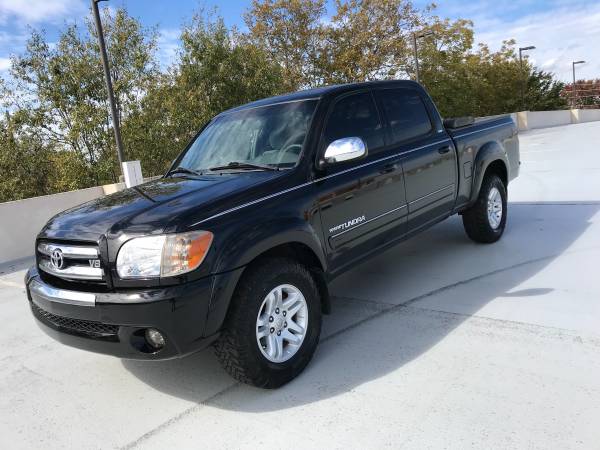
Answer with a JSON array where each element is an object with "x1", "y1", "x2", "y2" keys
[
  {"x1": 572, "y1": 60, "x2": 586, "y2": 108},
  {"x1": 91, "y1": 0, "x2": 125, "y2": 170},
  {"x1": 412, "y1": 30, "x2": 434, "y2": 84},
  {"x1": 518, "y1": 46, "x2": 536, "y2": 111}
]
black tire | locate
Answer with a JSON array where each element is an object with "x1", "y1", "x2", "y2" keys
[
  {"x1": 214, "y1": 257, "x2": 322, "y2": 389},
  {"x1": 462, "y1": 174, "x2": 507, "y2": 243}
]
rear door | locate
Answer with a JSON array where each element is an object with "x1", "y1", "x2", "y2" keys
[
  {"x1": 316, "y1": 90, "x2": 408, "y2": 273},
  {"x1": 374, "y1": 87, "x2": 457, "y2": 232}
]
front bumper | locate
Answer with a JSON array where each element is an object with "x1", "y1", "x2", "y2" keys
[{"x1": 25, "y1": 267, "x2": 237, "y2": 360}]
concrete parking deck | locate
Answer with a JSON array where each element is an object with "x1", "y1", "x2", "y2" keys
[{"x1": 2, "y1": 121, "x2": 600, "y2": 449}]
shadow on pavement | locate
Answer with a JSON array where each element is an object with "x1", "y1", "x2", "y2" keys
[
  {"x1": 500, "y1": 288, "x2": 554, "y2": 297},
  {"x1": 123, "y1": 202, "x2": 599, "y2": 411}
]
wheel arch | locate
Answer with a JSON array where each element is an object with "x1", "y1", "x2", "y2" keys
[
  {"x1": 470, "y1": 141, "x2": 509, "y2": 204},
  {"x1": 244, "y1": 241, "x2": 330, "y2": 314},
  {"x1": 204, "y1": 226, "x2": 331, "y2": 336}
]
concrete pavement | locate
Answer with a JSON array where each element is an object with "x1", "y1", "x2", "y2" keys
[{"x1": 1, "y1": 121, "x2": 600, "y2": 449}]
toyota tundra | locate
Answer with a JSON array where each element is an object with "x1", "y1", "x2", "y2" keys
[{"x1": 25, "y1": 80, "x2": 519, "y2": 388}]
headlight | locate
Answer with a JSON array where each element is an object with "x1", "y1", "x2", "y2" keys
[{"x1": 116, "y1": 231, "x2": 213, "y2": 279}]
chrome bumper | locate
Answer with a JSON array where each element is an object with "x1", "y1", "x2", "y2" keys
[{"x1": 28, "y1": 277, "x2": 96, "y2": 307}]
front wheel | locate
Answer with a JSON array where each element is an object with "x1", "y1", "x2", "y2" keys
[
  {"x1": 214, "y1": 257, "x2": 322, "y2": 388},
  {"x1": 462, "y1": 174, "x2": 507, "y2": 243}
]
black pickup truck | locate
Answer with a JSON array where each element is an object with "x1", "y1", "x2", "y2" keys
[{"x1": 26, "y1": 80, "x2": 519, "y2": 388}]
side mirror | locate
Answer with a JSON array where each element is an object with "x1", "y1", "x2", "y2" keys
[{"x1": 320, "y1": 137, "x2": 367, "y2": 168}]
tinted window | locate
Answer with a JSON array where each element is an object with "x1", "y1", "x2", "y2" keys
[
  {"x1": 379, "y1": 89, "x2": 432, "y2": 144},
  {"x1": 324, "y1": 92, "x2": 384, "y2": 152}
]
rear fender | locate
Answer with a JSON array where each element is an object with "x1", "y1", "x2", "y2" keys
[{"x1": 470, "y1": 142, "x2": 509, "y2": 203}]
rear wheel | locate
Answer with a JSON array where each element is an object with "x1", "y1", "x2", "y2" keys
[
  {"x1": 462, "y1": 174, "x2": 507, "y2": 243},
  {"x1": 214, "y1": 257, "x2": 321, "y2": 388}
]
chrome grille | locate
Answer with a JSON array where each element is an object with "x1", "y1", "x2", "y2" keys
[{"x1": 37, "y1": 242, "x2": 104, "y2": 281}]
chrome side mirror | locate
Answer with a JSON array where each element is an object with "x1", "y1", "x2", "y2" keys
[{"x1": 321, "y1": 137, "x2": 367, "y2": 167}]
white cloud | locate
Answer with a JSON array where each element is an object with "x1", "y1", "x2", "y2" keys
[
  {"x1": 0, "y1": 56, "x2": 10, "y2": 71},
  {"x1": 158, "y1": 28, "x2": 180, "y2": 69},
  {"x1": 468, "y1": 2, "x2": 600, "y2": 82},
  {"x1": 0, "y1": 29, "x2": 27, "y2": 70},
  {"x1": 0, "y1": 0, "x2": 84, "y2": 25}
]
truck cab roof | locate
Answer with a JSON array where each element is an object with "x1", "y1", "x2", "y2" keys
[{"x1": 224, "y1": 80, "x2": 424, "y2": 114}]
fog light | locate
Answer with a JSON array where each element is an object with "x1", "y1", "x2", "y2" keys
[{"x1": 145, "y1": 328, "x2": 165, "y2": 350}]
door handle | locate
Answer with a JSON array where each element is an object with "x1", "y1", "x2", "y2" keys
[{"x1": 438, "y1": 146, "x2": 452, "y2": 154}]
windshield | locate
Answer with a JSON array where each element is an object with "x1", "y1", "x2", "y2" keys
[{"x1": 177, "y1": 100, "x2": 318, "y2": 172}]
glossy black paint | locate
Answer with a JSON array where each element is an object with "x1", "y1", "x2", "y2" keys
[
  {"x1": 28, "y1": 80, "x2": 519, "y2": 359},
  {"x1": 25, "y1": 266, "x2": 225, "y2": 359}
]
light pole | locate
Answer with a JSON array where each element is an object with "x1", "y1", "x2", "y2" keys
[
  {"x1": 91, "y1": 0, "x2": 125, "y2": 168},
  {"x1": 518, "y1": 46, "x2": 535, "y2": 111},
  {"x1": 412, "y1": 30, "x2": 434, "y2": 84},
  {"x1": 572, "y1": 60, "x2": 586, "y2": 108}
]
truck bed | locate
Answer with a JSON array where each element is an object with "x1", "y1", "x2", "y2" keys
[{"x1": 446, "y1": 115, "x2": 519, "y2": 209}]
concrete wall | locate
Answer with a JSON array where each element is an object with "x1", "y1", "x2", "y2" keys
[
  {"x1": 527, "y1": 110, "x2": 572, "y2": 129},
  {"x1": 0, "y1": 183, "x2": 122, "y2": 264},
  {"x1": 516, "y1": 109, "x2": 600, "y2": 131},
  {"x1": 0, "y1": 177, "x2": 163, "y2": 265},
  {"x1": 571, "y1": 109, "x2": 600, "y2": 124}
]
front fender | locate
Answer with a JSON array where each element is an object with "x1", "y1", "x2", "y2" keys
[
  {"x1": 213, "y1": 216, "x2": 327, "y2": 275},
  {"x1": 202, "y1": 217, "x2": 327, "y2": 336},
  {"x1": 470, "y1": 141, "x2": 509, "y2": 203}
]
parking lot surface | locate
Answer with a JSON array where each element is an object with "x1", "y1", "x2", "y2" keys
[{"x1": 1, "y1": 121, "x2": 600, "y2": 449}]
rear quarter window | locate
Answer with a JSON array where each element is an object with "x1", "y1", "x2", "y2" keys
[{"x1": 378, "y1": 89, "x2": 433, "y2": 144}]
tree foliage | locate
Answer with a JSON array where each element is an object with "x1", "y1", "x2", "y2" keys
[
  {"x1": 125, "y1": 12, "x2": 286, "y2": 176},
  {"x1": 0, "y1": 1, "x2": 571, "y2": 202},
  {"x1": 245, "y1": 0, "x2": 326, "y2": 90},
  {"x1": 319, "y1": 0, "x2": 424, "y2": 83},
  {"x1": 422, "y1": 39, "x2": 532, "y2": 116},
  {"x1": 7, "y1": 9, "x2": 158, "y2": 186}
]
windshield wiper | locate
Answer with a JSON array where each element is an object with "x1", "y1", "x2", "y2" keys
[
  {"x1": 167, "y1": 166, "x2": 204, "y2": 177},
  {"x1": 208, "y1": 161, "x2": 279, "y2": 172}
]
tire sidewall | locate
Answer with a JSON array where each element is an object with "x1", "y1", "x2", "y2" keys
[
  {"x1": 483, "y1": 175, "x2": 507, "y2": 238},
  {"x1": 240, "y1": 264, "x2": 321, "y2": 378}
]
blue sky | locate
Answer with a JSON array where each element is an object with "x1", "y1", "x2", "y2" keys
[{"x1": 1, "y1": 0, "x2": 599, "y2": 82}]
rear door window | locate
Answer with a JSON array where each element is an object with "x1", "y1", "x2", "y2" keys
[
  {"x1": 323, "y1": 92, "x2": 384, "y2": 153},
  {"x1": 377, "y1": 89, "x2": 433, "y2": 145}
]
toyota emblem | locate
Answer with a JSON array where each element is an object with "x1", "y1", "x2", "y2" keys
[{"x1": 50, "y1": 249, "x2": 64, "y2": 270}]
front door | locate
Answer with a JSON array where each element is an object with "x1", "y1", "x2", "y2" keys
[{"x1": 315, "y1": 90, "x2": 408, "y2": 274}]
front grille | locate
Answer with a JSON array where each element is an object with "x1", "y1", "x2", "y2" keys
[
  {"x1": 31, "y1": 303, "x2": 119, "y2": 340},
  {"x1": 36, "y1": 240, "x2": 107, "y2": 289}
]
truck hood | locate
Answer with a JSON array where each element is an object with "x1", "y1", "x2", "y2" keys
[{"x1": 39, "y1": 172, "x2": 283, "y2": 242}]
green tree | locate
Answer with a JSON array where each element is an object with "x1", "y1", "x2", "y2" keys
[
  {"x1": 421, "y1": 35, "x2": 567, "y2": 117},
  {"x1": 410, "y1": 16, "x2": 474, "y2": 116},
  {"x1": 0, "y1": 112, "x2": 53, "y2": 202},
  {"x1": 126, "y1": 13, "x2": 286, "y2": 176},
  {"x1": 245, "y1": 0, "x2": 326, "y2": 91},
  {"x1": 7, "y1": 8, "x2": 159, "y2": 187},
  {"x1": 245, "y1": 0, "x2": 427, "y2": 87},
  {"x1": 319, "y1": 0, "x2": 424, "y2": 84},
  {"x1": 524, "y1": 70, "x2": 567, "y2": 111}
]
